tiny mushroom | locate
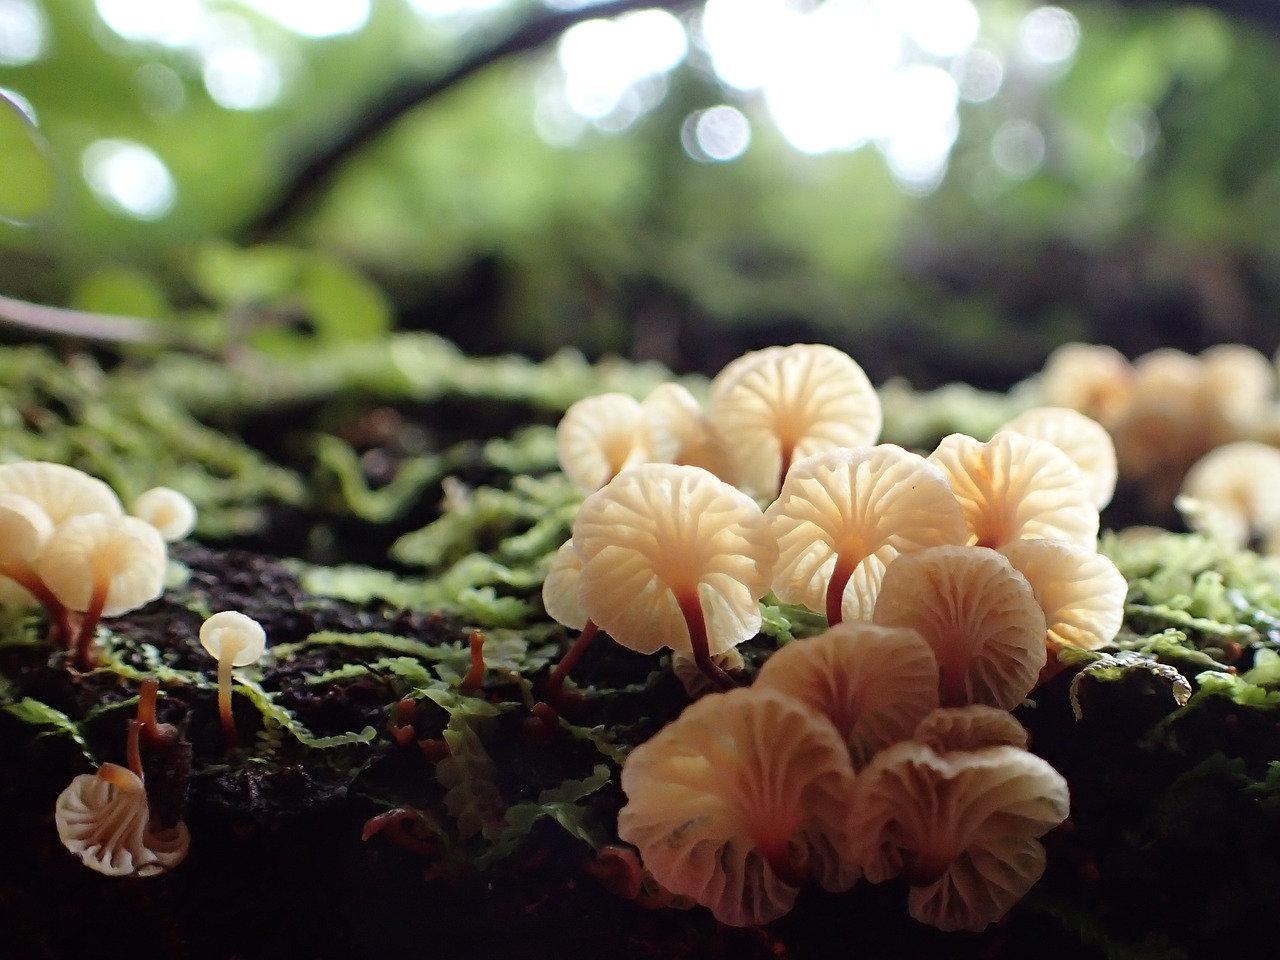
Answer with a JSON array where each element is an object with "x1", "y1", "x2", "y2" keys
[
  {"x1": 131, "y1": 486, "x2": 197, "y2": 542},
  {"x1": 910, "y1": 705, "x2": 1031, "y2": 754},
  {"x1": 36, "y1": 513, "x2": 167, "y2": 670},
  {"x1": 540, "y1": 539, "x2": 602, "y2": 700},
  {"x1": 998, "y1": 538, "x2": 1128, "y2": 652},
  {"x1": 0, "y1": 492, "x2": 71, "y2": 639},
  {"x1": 1199, "y1": 343, "x2": 1275, "y2": 425},
  {"x1": 641, "y1": 382, "x2": 732, "y2": 480},
  {"x1": 998, "y1": 407, "x2": 1118, "y2": 510},
  {"x1": 618, "y1": 687, "x2": 858, "y2": 926},
  {"x1": 0, "y1": 460, "x2": 123, "y2": 524},
  {"x1": 1037, "y1": 342, "x2": 1133, "y2": 426},
  {"x1": 571, "y1": 463, "x2": 778, "y2": 691},
  {"x1": 872, "y1": 545, "x2": 1047, "y2": 710},
  {"x1": 1175, "y1": 441, "x2": 1280, "y2": 549},
  {"x1": 556, "y1": 393, "x2": 655, "y2": 492},
  {"x1": 199, "y1": 610, "x2": 267, "y2": 746}
]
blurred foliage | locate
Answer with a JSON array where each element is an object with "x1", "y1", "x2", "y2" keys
[{"x1": 2, "y1": 1, "x2": 1280, "y2": 384}]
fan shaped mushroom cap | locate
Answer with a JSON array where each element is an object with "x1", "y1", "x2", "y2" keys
[
  {"x1": 55, "y1": 763, "x2": 190, "y2": 877},
  {"x1": 571, "y1": 464, "x2": 777, "y2": 658},
  {"x1": 671, "y1": 646, "x2": 745, "y2": 697},
  {"x1": 199, "y1": 610, "x2": 267, "y2": 666},
  {"x1": 1176, "y1": 441, "x2": 1280, "y2": 548},
  {"x1": 1200, "y1": 344, "x2": 1274, "y2": 423},
  {"x1": 928, "y1": 431, "x2": 1099, "y2": 550},
  {"x1": 998, "y1": 538, "x2": 1127, "y2": 652},
  {"x1": 0, "y1": 460, "x2": 123, "y2": 524},
  {"x1": 641, "y1": 382, "x2": 732, "y2": 479},
  {"x1": 0, "y1": 492, "x2": 53, "y2": 604},
  {"x1": 999, "y1": 407, "x2": 1118, "y2": 509},
  {"x1": 754, "y1": 621, "x2": 939, "y2": 768},
  {"x1": 618, "y1": 687, "x2": 858, "y2": 926},
  {"x1": 542, "y1": 540, "x2": 588, "y2": 631},
  {"x1": 36, "y1": 514, "x2": 166, "y2": 617},
  {"x1": 766, "y1": 445, "x2": 966, "y2": 622},
  {"x1": 556, "y1": 393, "x2": 654, "y2": 492},
  {"x1": 1038, "y1": 342, "x2": 1133, "y2": 425},
  {"x1": 847, "y1": 740, "x2": 1069, "y2": 932},
  {"x1": 131, "y1": 486, "x2": 197, "y2": 542},
  {"x1": 911, "y1": 705, "x2": 1030, "y2": 753},
  {"x1": 872, "y1": 545, "x2": 1047, "y2": 710},
  {"x1": 707, "y1": 344, "x2": 882, "y2": 499}
]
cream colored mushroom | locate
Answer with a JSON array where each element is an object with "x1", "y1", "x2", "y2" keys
[
  {"x1": 928, "y1": 431, "x2": 1099, "y2": 550},
  {"x1": 618, "y1": 687, "x2": 858, "y2": 926},
  {"x1": 872, "y1": 545, "x2": 1047, "y2": 710},
  {"x1": 998, "y1": 538, "x2": 1127, "y2": 652},
  {"x1": 200, "y1": 610, "x2": 267, "y2": 746},
  {"x1": 765, "y1": 445, "x2": 966, "y2": 624},
  {"x1": 0, "y1": 492, "x2": 73, "y2": 638},
  {"x1": 571, "y1": 463, "x2": 777, "y2": 690},
  {"x1": 0, "y1": 460, "x2": 123, "y2": 524},
  {"x1": 556, "y1": 393, "x2": 654, "y2": 492},
  {"x1": 1037, "y1": 342, "x2": 1133, "y2": 425},
  {"x1": 36, "y1": 514, "x2": 167, "y2": 670},
  {"x1": 540, "y1": 539, "x2": 605, "y2": 701},
  {"x1": 671, "y1": 646, "x2": 745, "y2": 697},
  {"x1": 998, "y1": 407, "x2": 1118, "y2": 509},
  {"x1": 641, "y1": 382, "x2": 732, "y2": 479},
  {"x1": 131, "y1": 486, "x2": 197, "y2": 542},
  {"x1": 707, "y1": 343, "x2": 882, "y2": 499},
  {"x1": 847, "y1": 739, "x2": 1069, "y2": 932},
  {"x1": 1200, "y1": 344, "x2": 1274, "y2": 425},
  {"x1": 55, "y1": 762, "x2": 190, "y2": 877},
  {"x1": 1175, "y1": 441, "x2": 1280, "y2": 549},
  {"x1": 910, "y1": 705, "x2": 1030, "y2": 753},
  {"x1": 753, "y1": 621, "x2": 939, "y2": 768}
]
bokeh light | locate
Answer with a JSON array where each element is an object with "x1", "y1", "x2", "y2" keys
[
  {"x1": 81, "y1": 139, "x2": 177, "y2": 220},
  {"x1": 0, "y1": 0, "x2": 47, "y2": 65},
  {"x1": 1018, "y1": 6, "x2": 1079, "y2": 67},
  {"x1": 239, "y1": 0, "x2": 369, "y2": 38},
  {"x1": 681, "y1": 105, "x2": 751, "y2": 163}
]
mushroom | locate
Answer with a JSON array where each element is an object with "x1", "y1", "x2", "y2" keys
[
  {"x1": 35, "y1": 513, "x2": 167, "y2": 670},
  {"x1": 571, "y1": 463, "x2": 777, "y2": 690},
  {"x1": 0, "y1": 460, "x2": 123, "y2": 524},
  {"x1": 927, "y1": 431, "x2": 1099, "y2": 550},
  {"x1": 998, "y1": 407, "x2": 1118, "y2": 509},
  {"x1": 556, "y1": 393, "x2": 654, "y2": 492},
  {"x1": 617, "y1": 687, "x2": 858, "y2": 926},
  {"x1": 131, "y1": 486, "x2": 197, "y2": 542},
  {"x1": 847, "y1": 739, "x2": 1069, "y2": 932},
  {"x1": 641, "y1": 382, "x2": 732, "y2": 479},
  {"x1": 872, "y1": 545, "x2": 1047, "y2": 710},
  {"x1": 998, "y1": 538, "x2": 1127, "y2": 652},
  {"x1": 671, "y1": 646, "x2": 745, "y2": 697},
  {"x1": 1175, "y1": 441, "x2": 1280, "y2": 549},
  {"x1": 765, "y1": 445, "x2": 966, "y2": 624},
  {"x1": 1037, "y1": 342, "x2": 1133, "y2": 425},
  {"x1": 199, "y1": 610, "x2": 267, "y2": 746},
  {"x1": 707, "y1": 343, "x2": 882, "y2": 499},
  {"x1": 540, "y1": 540, "x2": 603, "y2": 700},
  {"x1": 753, "y1": 621, "x2": 939, "y2": 768},
  {"x1": 0, "y1": 492, "x2": 72, "y2": 640},
  {"x1": 1200, "y1": 344, "x2": 1274, "y2": 425},
  {"x1": 910, "y1": 705, "x2": 1030, "y2": 753}
]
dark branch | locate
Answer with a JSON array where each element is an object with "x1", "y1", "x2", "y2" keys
[{"x1": 246, "y1": 0, "x2": 702, "y2": 240}]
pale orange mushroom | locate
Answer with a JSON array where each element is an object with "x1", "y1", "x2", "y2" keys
[
  {"x1": 910, "y1": 705, "x2": 1031, "y2": 753},
  {"x1": 199, "y1": 610, "x2": 267, "y2": 746},
  {"x1": 998, "y1": 407, "x2": 1118, "y2": 510},
  {"x1": 0, "y1": 492, "x2": 71, "y2": 639},
  {"x1": 998, "y1": 538, "x2": 1127, "y2": 652},
  {"x1": 0, "y1": 460, "x2": 123, "y2": 524},
  {"x1": 1176, "y1": 441, "x2": 1280, "y2": 549},
  {"x1": 1037, "y1": 342, "x2": 1133, "y2": 426},
  {"x1": 556, "y1": 393, "x2": 654, "y2": 492},
  {"x1": 131, "y1": 486, "x2": 198, "y2": 542}
]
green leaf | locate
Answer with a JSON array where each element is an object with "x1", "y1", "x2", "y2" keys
[
  {"x1": 70, "y1": 266, "x2": 172, "y2": 321},
  {"x1": 436, "y1": 717, "x2": 505, "y2": 840},
  {"x1": 475, "y1": 764, "x2": 614, "y2": 868},
  {"x1": 235, "y1": 677, "x2": 378, "y2": 749},
  {"x1": 3, "y1": 698, "x2": 95, "y2": 763},
  {"x1": 298, "y1": 253, "x2": 392, "y2": 342},
  {"x1": 0, "y1": 95, "x2": 55, "y2": 225}
]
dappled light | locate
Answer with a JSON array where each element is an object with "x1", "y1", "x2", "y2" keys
[{"x1": 81, "y1": 139, "x2": 176, "y2": 220}]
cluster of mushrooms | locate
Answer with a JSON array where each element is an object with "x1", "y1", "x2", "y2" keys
[
  {"x1": 544, "y1": 343, "x2": 1129, "y2": 931},
  {"x1": 0, "y1": 459, "x2": 272, "y2": 877}
]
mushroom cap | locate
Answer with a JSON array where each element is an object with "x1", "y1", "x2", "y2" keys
[
  {"x1": 0, "y1": 493, "x2": 53, "y2": 606},
  {"x1": 0, "y1": 460, "x2": 123, "y2": 525},
  {"x1": 131, "y1": 486, "x2": 197, "y2": 542},
  {"x1": 641, "y1": 382, "x2": 732, "y2": 479},
  {"x1": 910, "y1": 705, "x2": 1030, "y2": 753},
  {"x1": 1037, "y1": 342, "x2": 1133, "y2": 425},
  {"x1": 754, "y1": 621, "x2": 940, "y2": 768},
  {"x1": 1200, "y1": 344, "x2": 1274, "y2": 423},
  {"x1": 1177, "y1": 441, "x2": 1280, "y2": 548},
  {"x1": 36, "y1": 514, "x2": 167, "y2": 616},
  {"x1": 848, "y1": 740, "x2": 1069, "y2": 932},
  {"x1": 707, "y1": 344, "x2": 882, "y2": 499},
  {"x1": 572, "y1": 464, "x2": 777, "y2": 657},
  {"x1": 618, "y1": 687, "x2": 858, "y2": 926},
  {"x1": 998, "y1": 407, "x2": 1118, "y2": 509},
  {"x1": 541, "y1": 540, "x2": 588, "y2": 631},
  {"x1": 872, "y1": 545, "x2": 1047, "y2": 710},
  {"x1": 556, "y1": 393, "x2": 653, "y2": 492},
  {"x1": 765, "y1": 445, "x2": 967, "y2": 621},
  {"x1": 998, "y1": 538, "x2": 1127, "y2": 652},
  {"x1": 55, "y1": 764, "x2": 190, "y2": 877},
  {"x1": 671, "y1": 646, "x2": 745, "y2": 697},
  {"x1": 928, "y1": 431, "x2": 1099, "y2": 550},
  {"x1": 199, "y1": 610, "x2": 267, "y2": 666}
]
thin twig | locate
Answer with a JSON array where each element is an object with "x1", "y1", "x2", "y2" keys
[
  {"x1": 0, "y1": 293, "x2": 173, "y2": 345},
  {"x1": 246, "y1": 0, "x2": 702, "y2": 240}
]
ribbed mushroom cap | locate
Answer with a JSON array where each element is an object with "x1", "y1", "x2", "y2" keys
[
  {"x1": 618, "y1": 687, "x2": 859, "y2": 926},
  {"x1": 766, "y1": 446, "x2": 966, "y2": 623},
  {"x1": 911, "y1": 705, "x2": 1030, "y2": 753},
  {"x1": 0, "y1": 460, "x2": 123, "y2": 524},
  {"x1": 1200, "y1": 344, "x2": 1274, "y2": 423},
  {"x1": 556, "y1": 393, "x2": 653, "y2": 492},
  {"x1": 872, "y1": 546, "x2": 1047, "y2": 710},
  {"x1": 847, "y1": 740, "x2": 1069, "y2": 932},
  {"x1": 1176, "y1": 441, "x2": 1280, "y2": 549},
  {"x1": 754, "y1": 622, "x2": 939, "y2": 768},
  {"x1": 707, "y1": 344, "x2": 882, "y2": 499},
  {"x1": 928, "y1": 431, "x2": 1099, "y2": 550},
  {"x1": 36, "y1": 514, "x2": 166, "y2": 616},
  {"x1": 131, "y1": 487, "x2": 197, "y2": 542},
  {"x1": 542, "y1": 540, "x2": 588, "y2": 631},
  {"x1": 641, "y1": 382, "x2": 732, "y2": 479},
  {"x1": 998, "y1": 538, "x2": 1127, "y2": 652},
  {"x1": 999, "y1": 407, "x2": 1118, "y2": 509},
  {"x1": 55, "y1": 764, "x2": 190, "y2": 877},
  {"x1": 199, "y1": 610, "x2": 267, "y2": 666},
  {"x1": 572, "y1": 464, "x2": 777, "y2": 657},
  {"x1": 1038, "y1": 342, "x2": 1133, "y2": 425},
  {"x1": 671, "y1": 646, "x2": 745, "y2": 698},
  {"x1": 0, "y1": 492, "x2": 52, "y2": 604}
]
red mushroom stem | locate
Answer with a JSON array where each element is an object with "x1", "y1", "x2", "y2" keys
[
  {"x1": 543, "y1": 620, "x2": 600, "y2": 703},
  {"x1": 135, "y1": 679, "x2": 178, "y2": 750},
  {"x1": 71, "y1": 582, "x2": 108, "y2": 671},
  {"x1": 825, "y1": 551, "x2": 858, "y2": 626},
  {"x1": 674, "y1": 587, "x2": 737, "y2": 692},
  {"x1": 459, "y1": 630, "x2": 486, "y2": 693},
  {"x1": 3, "y1": 569, "x2": 73, "y2": 646},
  {"x1": 217, "y1": 654, "x2": 239, "y2": 747},
  {"x1": 125, "y1": 719, "x2": 144, "y2": 781}
]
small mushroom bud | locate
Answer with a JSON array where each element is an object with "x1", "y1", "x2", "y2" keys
[
  {"x1": 131, "y1": 486, "x2": 197, "y2": 542},
  {"x1": 199, "y1": 610, "x2": 267, "y2": 747}
]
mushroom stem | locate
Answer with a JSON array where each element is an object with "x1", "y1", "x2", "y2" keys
[
  {"x1": 135, "y1": 679, "x2": 179, "y2": 750},
  {"x1": 758, "y1": 836, "x2": 808, "y2": 889},
  {"x1": 217, "y1": 649, "x2": 240, "y2": 747},
  {"x1": 459, "y1": 630, "x2": 486, "y2": 693},
  {"x1": 543, "y1": 620, "x2": 600, "y2": 703},
  {"x1": 674, "y1": 588, "x2": 737, "y2": 692},
  {"x1": 777, "y1": 443, "x2": 795, "y2": 500},
  {"x1": 825, "y1": 551, "x2": 858, "y2": 626},
  {"x1": 9, "y1": 572, "x2": 73, "y2": 646},
  {"x1": 126, "y1": 720, "x2": 144, "y2": 781},
  {"x1": 71, "y1": 582, "x2": 109, "y2": 671}
]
